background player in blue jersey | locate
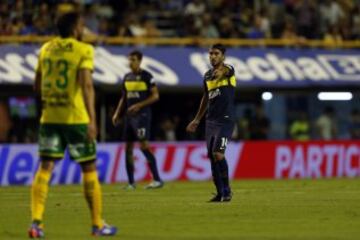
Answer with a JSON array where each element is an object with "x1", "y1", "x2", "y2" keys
[
  {"x1": 112, "y1": 50, "x2": 163, "y2": 190},
  {"x1": 186, "y1": 44, "x2": 235, "y2": 202}
]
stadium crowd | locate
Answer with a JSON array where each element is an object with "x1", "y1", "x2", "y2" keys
[{"x1": 0, "y1": 0, "x2": 360, "y2": 41}]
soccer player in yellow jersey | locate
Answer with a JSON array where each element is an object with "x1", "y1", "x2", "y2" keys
[{"x1": 28, "y1": 12, "x2": 117, "y2": 238}]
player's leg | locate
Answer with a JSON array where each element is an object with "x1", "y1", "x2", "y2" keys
[
  {"x1": 124, "y1": 118, "x2": 137, "y2": 187},
  {"x1": 67, "y1": 124, "x2": 117, "y2": 236},
  {"x1": 136, "y1": 115, "x2": 163, "y2": 189},
  {"x1": 30, "y1": 160, "x2": 55, "y2": 223},
  {"x1": 212, "y1": 122, "x2": 234, "y2": 202},
  {"x1": 80, "y1": 161, "x2": 117, "y2": 236},
  {"x1": 139, "y1": 140, "x2": 163, "y2": 189},
  {"x1": 213, "y1": 151, "x2": 231, "y2": 201},
  {"x1": 206, "y1": 121, "x2": 223, "y2": 202},
  {"x1": 80, "y1": 161, "x2": 103, "y2": 230},
  {"x1": 29, "y1": 160, "x2": 55, "y2": 238},
  {"x1": 125, "y1": 141, "x2": 136, "y2": 188},
  {"x1": 29, "y1": 124, "x2": 65, "y2": 238},
  {"x1": 207, "y1": 139, "x2": 223, "y2": 202}
]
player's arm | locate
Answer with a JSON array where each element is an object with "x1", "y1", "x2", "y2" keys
[
  {"x1": 212, "y1": 64, "x2": 232, "y2": 81},
  {"x1": 79, "y1": 69, "x2": 97, "y2": 141},
  {"x1": 78, "y1": 45, "x2": 96, "y2": 140},
  {"x1": 186, "y1": 92, "x2": 208, "y2": 133},
  {"x1": 112, "y1": 94, "x2": 125, "y2": 126},
  {"x1": 127, "y1": 85, "x2": 159, "y2": 115},
  {"x1": 34, "y1": 69, "x2": 42, "y2": 93},
  {"x1": 34, "y1": 49, "x2": 42, "y2": 93}
]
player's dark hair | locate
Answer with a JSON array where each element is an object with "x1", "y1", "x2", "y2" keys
[
  {"x1": 56, "y1": 12, "x2": 80, "y2": 38},
  {"x1": 211, "y1": 44, "x2": 226, "y2": 54},
  {"x1": 129, "y1": 50, "x2": 143, "y2": 61}
]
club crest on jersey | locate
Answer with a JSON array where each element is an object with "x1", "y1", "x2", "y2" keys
[
  {"x1": 208, "y1": 88, "x2": 221, "y2": 99},
  {"x1": 127, "y1": 92, "x2": 140, "y2": 98}
]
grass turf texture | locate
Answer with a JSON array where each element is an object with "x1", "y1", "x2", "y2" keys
[{"x1": 0, "y1": 179, "x2": 359, "y2": 240}]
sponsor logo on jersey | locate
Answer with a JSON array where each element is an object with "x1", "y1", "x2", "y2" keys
[{"x1": 208, "y1": 89, "x2": 221, "y2": 99}]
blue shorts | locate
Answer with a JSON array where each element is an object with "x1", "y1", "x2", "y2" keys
[
  {"x1": 205, "y1": 120, "x2": 234, "y2": 154},
  {"x1": 124, "y1": 113, "x2": 151, "y2": 141}
]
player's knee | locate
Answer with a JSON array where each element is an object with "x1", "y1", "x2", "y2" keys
[
  {"x1": 139, "y1": 141, "x2": 149, "y2": 151},
  {"x1": 213, "y1": 152, "x2": 225, "y2": 161}
]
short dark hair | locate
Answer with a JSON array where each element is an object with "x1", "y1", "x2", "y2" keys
[
  {"x1": 211, "y1": 44, "x2": 226, "y2": 54},
  {"x1": 56, "y1": 12, "x2": 80, "y2": 38},
  {"x1": 129, "y1": 50, "x2": 143, "y2": 61}
]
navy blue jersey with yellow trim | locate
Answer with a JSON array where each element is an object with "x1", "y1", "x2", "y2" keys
[
  {"x1": 122, "y1": 69, "x2": 155, "y2": 115},
  {"x1": 203, "y1": 64, "x2": 236, "y2": 123}
]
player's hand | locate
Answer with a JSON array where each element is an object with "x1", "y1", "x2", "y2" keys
[
  {"x1": 127, "y1": 104, "x2": 141, "y2": 115},
  {"x1": 186, "y1": 120, "x2": 200, "y2": 133},
  {"x1": 212, "y1": 66, "x2": 229, "y2": 80},
  {"x1": 112, "y1": 113, "x2": 120, "y2": 126},
  {"x1": 87, "y1": 121, "x2": 97, "y2": 141}
]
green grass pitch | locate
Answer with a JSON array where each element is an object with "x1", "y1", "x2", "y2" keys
[{"x1": 1, "y1": 179, "x2": 360, "y2": 240}]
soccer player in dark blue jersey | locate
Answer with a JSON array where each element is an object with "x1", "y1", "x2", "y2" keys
[
  {"x1": 112, "y1": 50, "x2": 163, "y2": 190},
  {"x1": 187, "y1": 44, "x2": 235, "y2": 202}
]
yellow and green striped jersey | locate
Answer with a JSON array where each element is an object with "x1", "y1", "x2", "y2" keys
[{"x1": 36, "y1": 37, "x2": 94, "y2": 124}]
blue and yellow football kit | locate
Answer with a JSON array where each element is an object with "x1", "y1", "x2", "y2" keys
[
  {"x1": 204, "y1": 64, "x2": 236, "y2": 154},
  {"x1": 122, "y1": 69, "x2": 155, "y2": 141}
]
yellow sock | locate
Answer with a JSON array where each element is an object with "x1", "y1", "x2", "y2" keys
[
  {"x1": 31, "y1": 168, "x2": 51, "y2": 222},
  {"x1": 83, "y1": 171, "x2": 103, "y2": 228}
]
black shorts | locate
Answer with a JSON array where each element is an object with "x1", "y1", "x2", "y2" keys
[
  {"x1": 124, "y1": 113, "x2": 151, "y2": 141},
  {"x1": 205, "y1": 120, "x2": 234, "y2": 154}
]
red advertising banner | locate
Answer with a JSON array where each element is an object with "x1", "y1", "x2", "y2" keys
[{"x1": 233, "y1": 141, "x2": 360, "y2": 179}]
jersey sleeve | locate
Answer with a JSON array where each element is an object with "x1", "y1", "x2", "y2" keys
[
  {"x1": 146, "y1": 71, "x2": 156, "y2": 88},
  {"x1": 225, "y1": 64, "x2": 236, "y2": 87},
  {"x1": 79, "y1": 44, "x2": 94, "y2": 71},
  {"x1": 225, "y1": 64, "x2": 235, "y2": 78},
  {"x1": 203, "y1": 70, "x2": 211, "y2": 93}
]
